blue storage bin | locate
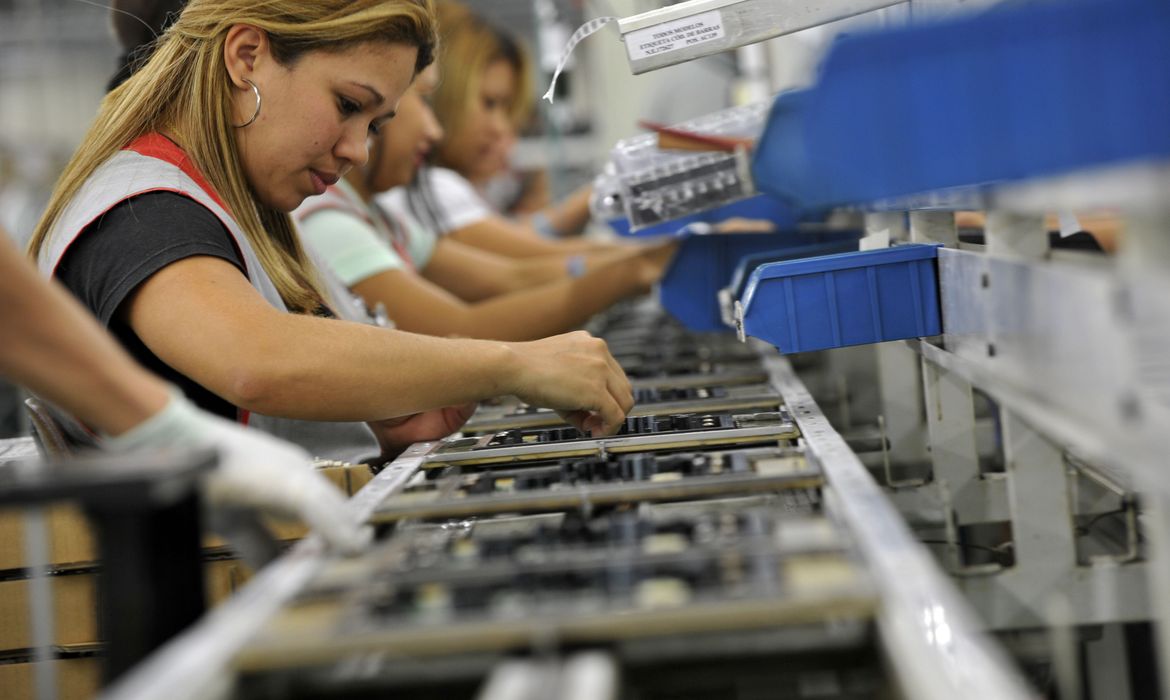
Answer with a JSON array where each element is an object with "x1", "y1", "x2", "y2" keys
[
  {"x1": 717, "y1": 237, "x2": 861, "y2": 329},
  {"x1": 751, "y1": 0, "x2": 1170, "y2": 209},
  {"x1": 726, "y1": 237, "x2": 860, "y2": 301},
  {"x1": 737, "y1": 243, "x2": 942, "y2": 354},
  {"x1": 606, "y1": 194, "x2": 801, "y2": 238},
  {"x1": 659, "y1": 230, "x2": 861, "y2": 332}
]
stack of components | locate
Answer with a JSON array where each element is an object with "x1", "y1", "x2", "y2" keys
[
  {"x1": 593, "y1": 102, "x2": 769, "y2": 230},
  {"x1": 231, "y1": 306, "x2": 889, "y2": 699}
]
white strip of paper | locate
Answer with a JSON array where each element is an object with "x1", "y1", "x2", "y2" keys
[
  {"x1": 542, "y1": 16, "x2": 619, "y2": 104},
  {"x1": 1057, "y1": 210, "x2": 1082, "y2": 238}
]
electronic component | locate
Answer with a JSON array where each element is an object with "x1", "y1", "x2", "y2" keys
[
  {"x1": 629, "y1": 365, "x2": 770, "y2": 390},
  {"x1": 234, "y1": 504, "x2": 875, "y2": 672},
  {"x1": 464, "y1": 382, "x2": 782, "y2": 433},
  {"x1": 371, "y1": 446, "x2": 818, "y2": 523},
  {"x1": 425, "y1": 410, "x2": 799, "y2": 468}
]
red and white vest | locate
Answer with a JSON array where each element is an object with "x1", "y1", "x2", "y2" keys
[
  {"x1": 38, "y1": 134, "x2": 380, "y2": 462},
  {"x1": 296, "y1": 179, "x2": 420, "y2": 271}
]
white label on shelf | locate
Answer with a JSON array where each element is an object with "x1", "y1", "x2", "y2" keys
[
  {"x1": 860, "y1": 230, "x2": 891, "y2": 251},
  {"x1": 624, "y1": 11, "x2": 725, "y2": 62},
  {"x1": 1057, "y1": 210, "x2": 1082, "y2": 238}
]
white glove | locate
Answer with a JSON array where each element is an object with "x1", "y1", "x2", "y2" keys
[{"x1": 102, "y1": 388, "x2": 371, "y2": 555}]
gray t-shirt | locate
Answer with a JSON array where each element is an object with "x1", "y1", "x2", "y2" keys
[
  {"x1": 378, "y1": 167, "x2": 493, "y2": 237},
  {"x1": 56, "y1": 191, "x2": 250, "y2": 420}
]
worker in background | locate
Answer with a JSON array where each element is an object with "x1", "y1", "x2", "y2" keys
[
  {"x1": 0, "y1": 228, "x2": 369, "y2": 554},
  {"x1": 28, "y1": 0, "x2": 633, "y2": 466},
  {"x1": 108, "y1": 0, "x2": 187, "y2": 91},
  {"x1": 385, "y1": 0, "x2": 605, "y2": 257},
  {"x1": 296, "y1": 63, "x2": 677, "y2": 341}
]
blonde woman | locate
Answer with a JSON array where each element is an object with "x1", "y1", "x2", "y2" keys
[
  {"x1": 297, "y1": 64, "x2": 675, "y2": 341},
  {"x1": 30, "y1": 0, "x2": 632, "y2": 464},
  {"x1": 383, "y1": 0, "x2": 605, "y2": 259}
]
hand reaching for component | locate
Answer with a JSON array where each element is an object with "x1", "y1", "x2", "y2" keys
[
  {"x1": 504, "y1": 331, "x2": 633, "y2": 437},
  {"x1": 103, "y1": 388, "x2": 371, "y2": 555},
  {"x1": 368, "y1": 403, "x2": 478, "y2": 456}
]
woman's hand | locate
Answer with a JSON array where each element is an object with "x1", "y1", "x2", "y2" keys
[
  {"x1": 635, "y1": 239, "x2": 680, "y2": 290},
  {"x1": 502, "y1": 331, "x2": 633, "y2": 437},
  {"x1": 368, "y1": 403, "x2": 478, "y2": 456},
  {"x1": 103, "y1": 389, "x2": 371, "y2": 556}
]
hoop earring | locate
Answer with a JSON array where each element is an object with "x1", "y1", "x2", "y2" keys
[{"x1": 233, "y1": 78, "x2": 261, "y2": 128}]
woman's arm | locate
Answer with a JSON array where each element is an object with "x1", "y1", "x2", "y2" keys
[
  {"x1": 422, "y1": 237, "x2": 651, "y2": 302},
  {"x1": 122, "y1": 256, "x2": 634, "y2": 434},
  {"x1": 0, "y1": 235, "x2": 168, "y2": 435},
  {"x1": 522, "y1": 184, "x2": 593, "y2": 239},
  {"x1": 352, "y1": 242, "x2": 672, "y2": 342},
  {"x1": 449, "y1": 213, "x2": 617, "y2": 258},
  {"x1": 0, "y1": 234, "x2": 370, "y2": 552}
]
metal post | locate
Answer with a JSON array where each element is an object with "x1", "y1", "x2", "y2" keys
[
  {"x1": 560, "y1": 652, "x2": 619, "y2": 700},
  {"x1": 909, "y1": 211, "x2": 958, "y2": 248},
  {"x1": 863, "y1": 211, "x2": 906, "y2": 249},
  {"x1": 1144, "y1": 487, "x2": 1170, "y2": 700},
  {"x1": 867, "y1": 210, "x2": 936, "y2": 476},
  {"x1": 875, "y1": 342, "x2": 930, "y2": 479},
  {"x1": 880, "y1": 210, "x2": 958, "y2": 485},
  {"x1": 1120, "y1": 212, "x2": 1170, "y2": 700},
  {"x1": 476, "y1": 659, "x2": 556, "y2": 700},
  {"x1": 984, "y1": 212, "x2": 1047, "y2": 260},
  {"x1": 88, "y1": 493, "x2": 207, "y2": 683},
  {"x1": 23, "y1": 505, "x2": 58, "y2": 700},
  {"x1": 1084, "y1": 624, "x2": 1134, "y2": 700},
  {"x1": 1118, "y1": 212, "x2": 1170, "y2": 273},
  {"x1": 921, "y1": 361, "x2": 980, "y2": 491},
  {"x1": 1000, "y1": 409, "x2": 1077, "y2": 589}
]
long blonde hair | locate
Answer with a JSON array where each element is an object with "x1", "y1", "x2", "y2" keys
[
  {"x1": 431, "y1": 1, "x2": 532, "y2": 172},
  {"x1": 31, "y1": 0, "x2": 437, "y2": 313}
]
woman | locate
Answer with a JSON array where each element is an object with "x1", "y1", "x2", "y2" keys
[
  {"x1": 381, "y1": 0, "x2": 606, "y2": 259},
  {"x1": 29, "y1": 0, "x2": 632, "y2": 464},
  {"x1": 296, "y1": 64, "x2": 675, "y2": 341}
]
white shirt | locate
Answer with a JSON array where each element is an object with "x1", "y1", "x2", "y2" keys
[{"x1": 377, "y1": 167, "x2": 493, "y2": 237}]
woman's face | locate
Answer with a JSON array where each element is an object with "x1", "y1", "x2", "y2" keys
[
  {"x1": 440, "y1": 58, "x2": 516, "y2": 184},
  {"x1": 230, "y1": 30, "x2": 418, "y2": 212},
  {"x1": 367, "y1": 64, "x2": 443, "y2": 193}
]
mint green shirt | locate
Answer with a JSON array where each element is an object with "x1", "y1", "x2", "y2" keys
[{"x1": 297, "y1": 179, "x2": 436, "y2": 286}]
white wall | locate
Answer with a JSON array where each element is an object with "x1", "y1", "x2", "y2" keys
[{"x1": 0, "y1": 1, "x2": 118, "y2": 239}]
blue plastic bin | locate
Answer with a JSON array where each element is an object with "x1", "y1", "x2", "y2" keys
[
  {"x1": 726, "y1": 237, "x2": 860, "y2": 301},
  {"x1": 750, "y1": 0, "x2": 1170, "y2": 209},
  {"x1": 606, "y1": 194, "x2": 801, "y2": 238},
  {"x1": 717, "y1": 237, "x2": 861, "y2": 329},
  {"x1": 738, "y1": 243, "x2": 942, "y2": 354},
  {"x1": 659, "y1": 230, "x2": 861, "y2": 332}
]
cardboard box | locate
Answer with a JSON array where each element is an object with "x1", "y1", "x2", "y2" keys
[
  {"x1": 1, "y1": 462, "x2": 356, "y2": 565},
  {"x1": 0, "y1": 560, "x2": 252, "y2": 654},
  {"x1": 0, "y1": 574, "x2": 98, "y2": 651},
  {"x1": 346, "y1": 463, "x2": 375, "y2": 494},
  {"x1": 205, "y1": 558, "x2": 250, "y2": 607},
  {"x1": 0, "y1": 505, "x2": 97, "y2": 573},
  {"x1": 0, "y1": 657, "x2": 100, "y2": 700}
]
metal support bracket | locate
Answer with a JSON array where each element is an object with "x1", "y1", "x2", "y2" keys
[{"x1": 618, "y1": 0, "x2": 906, "y2": 74}]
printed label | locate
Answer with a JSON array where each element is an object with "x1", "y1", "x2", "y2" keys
[{"x1": 625, "y1": 11, "x2": 725, "y2": 61}]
